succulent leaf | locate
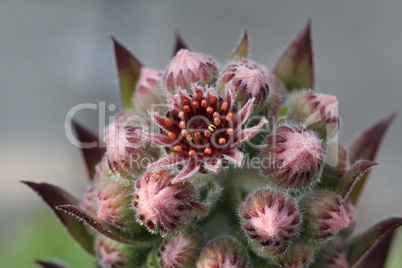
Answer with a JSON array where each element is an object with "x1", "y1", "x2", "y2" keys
[
  {"x1": 347, "y1": 217, "x2": 402, "y2": 267},
  {"x1": 273, "y1": 19, "x2": 314, "y2": 91},
  {"x1": 112, "y1": 36, "x2": 143, "y2": 109},
  {"x1": 173, "y1": 32, "x2": 189, "y2": 56},
  {"x1": 231, "y1": 30, "x2": 249, "y2": 59},
  {"x1": 22, "y1": 181, "x2": 95, "y2": 255},
  {"x1": 349, "y1": 113, "x2": 397, "y2": 204}
]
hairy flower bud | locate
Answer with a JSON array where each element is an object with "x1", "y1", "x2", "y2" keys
[
  {"x1": 163, "y1": 49, "x2": 218, "y2": 93},
  {"x1": 260, "y1": 125, "x2": 324, "y2": 189},
  {"x1": 95, "y1": 235, "x2": 147, "y2": 268},
  {"x1": 300, "y1": 191, "x2": 350, "y2": 241},
  {"x1": 239, "y1": 188, "x2": 301, "y2": 250},
  {"x1": 97, "y1": 180, "x2": 139, "y2": 233},
  {"x1": 286, "y1": 91, "x2": 339, "y2": 139},
  {"x1": 311, "y1": 236, "x2": 348, "y2": 268},
  {"x1": 132, "y1": 68, "x2": 166, "y2": 114},
  {"x1": 271, "y1": 242, "x2": 315, "y2": 268},
  {"x1": 196, "y1": 236, "x2": 249, "y2": 268},
  {"x1": 158, "y1": 232, "x2": 203, "y2": 268},
  {"x1": 94, "y1": 156, "x2": 112, "y2": 184},
  {"x1": 133, "y1": 169, "x2": 206, "y2": 233},
  {"x1": 104, "y1": 112, "x2": 160, "y2": 179},
  {"x1": 80, "y1": 183, "x2": 98, "y2": 215},
  {"x1": 340, "y1": 198, "x2": 356, "y2": 236}
]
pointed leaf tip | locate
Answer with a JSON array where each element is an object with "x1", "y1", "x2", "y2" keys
[
  {"x1": 273, "y1": 19, "x2": 314, "y2": 91},
  {"x1": 21, "y1": 181, "x2": 95, "y2": 255},
  {"x1": 111, "y1": 36, "x2": 143, "y2": 109},
  {"x1": 349, "y1": 113, "x2": 397, "y2": 204},
  {"x1": 71, "y1": 120, "x2": 105, "y2": 181},
  {"x1": 36, "y1": 259, "x2": 69, "y2": 268},
  {"x1": 347, "y1": 217, "x2": 402, "y2": 267},
  {"x1": 231, "y1": 29, "x2": 249, "y2": 59},
  {"x1": 173, "y1": 31, "x2": 189, "y2": 56}
]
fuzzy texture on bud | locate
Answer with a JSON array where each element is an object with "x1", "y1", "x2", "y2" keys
[
  {"x1": 104, "y1": 112, "x2": 160, "y2": 179},
  {"x1": 158, "y1": 232, "x2": 203, "y2": 268},
  {"x1": 133, "y1": 169, "x2": 206, "y2": 233},
  {"x1": 271, "y1": 242, "x2": 315, "y2": 268},
  {"x1": 196, "y1": 236, "x2": 249, "y2": 268},
  {"x1": 239, "y1": 188, "x2": 301, "y2": 248},
  {"x1": 300, "y1": 191, "x2": 350, "y2": 241},
  {"x1": 94, "y1": 156, "x2": 112, "y2": 184},
  {"x1": 311, "y1": 236, "x2": 348, "y2": 268},
  {"x1": 132, "y1": 68, "x2": 165, "y2": 114},
  {"x1": 340, "y1": 198, "x2": 356, "y2": 236},
  {"x1": 217, "y1": 58, "x2": 269, "y2": 107},
  {"x1": 286, "y1": 91, "x2": 339, "y2": 139},
  {"x1": 80, "y1": 183, "x2": 98, "y2": 215},
  {"x1": 163, "y1": 49, "x2": 218, "y2": 93},
  {"x1": 260, "y1": 125, "x2": 324, "y2": 189},
  {"x1": 95, "y1": 235, "x2": 147, "y2": 268},
  {"x1": 97, "y1": 180, "x2": 139, "y2": 232}
]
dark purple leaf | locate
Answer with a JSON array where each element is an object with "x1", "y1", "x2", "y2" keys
[
  {"x1": 273, "y1": 19, "x2": 314, "y2": 91},
  {"x1": 71, "y1": 120, "x2": 105, "y2": 181},
  {"x1": 349, "y1": 113, "x2": 397, "y2": 204},
  {"x1": 231, "y1": 29, "x2": 249, "y2": 59},
  {"x1": 112, "y1": 36, "x2": 143, "y2": 109},
  {"x1": 36, "y1": 259, "x2": 68, "y2": 268},
  {"x1": 22, "y1": 181, "x2": 94, "y2": 255},
  {"x1": 173, "y1": 31, "x2": 189, "y2": 56}
]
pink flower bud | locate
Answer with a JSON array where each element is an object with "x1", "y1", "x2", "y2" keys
[
  {"x1": 271, "y1": 242, "x2": 315, "y2": 268},
  {"x1": 196, "y1": 236, "x2": 249, "y2": 268},
  {"x1": 132, "y1": 68, "x2": 166, "y2": 114},
  {"x1": 158, "y1": 232, "x2": 203, "y2": 268},
  {"x1": 79, "y1": 183, "x2": 98, "y2": 215},
  {"x1": 133, "y1": 169, "x2": 206, "y2": 233},
  {"x1": 94, "y1": 156, "x2": 112, "y2": 184},
  {"x1": 97, "y1": 180, "x2": 139, "y2": 232},
  {"x1": 260, "y1": 125, "x2": 324, "y2": 189},
  {"x1": 239, "y1": 188, "x2": 301, "y2": 249},
  {"x1": 311, "y1": 236, "x2": 348, "y2": 268},
  {"x1": 217, "y1": 59, "x2": 269, "y2": 107},
  {"x1": 104, "y1": 112, "x2": 160, "y2": 179},
  {"x1": 163, "y1": 49, "x2": 218, "y2": 93},
  {"x1": 95, "y1": 234, "x2": 147, "y2": 268},
  {"x1": 300, "y1": 191, "x2": 350, "y2": 241},
  {"x1": 286, "y1": 91, "x2": 339, "y2": 139},
  {"x1": 340, "y1": 198, "x2": 356, "y2": 236}
]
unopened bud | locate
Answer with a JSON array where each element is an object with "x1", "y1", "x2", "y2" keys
[
  {"x1": 300, "y1": 191, "x2": 350, "y2": 241},
  {"x1": 260, "y1": 125, "x2": 324, "y2": 189},
  {"x1": 163, "y1": 49, "x2": 218, "y2": 93},
  {"x1": 239, "y1": 188, "x2": 301, "y2": 249},
  {"x1": 271, "y1": 242, "x2": 315, "y2": 268},
  {"x1": 287, "y1": 91, "x2": 339, "y2": 139},
  {"x1": 311, "y1": 236, "x2": 348, "y2": 268},
  {"x1": 79, "y1": 183, "x2": 98, "y2": 215},
  {"x1": 133, "y1": 169, "x2": 206, "y2": 233},
  {"x1": 158, "y1": 232, "x2": 203, "y2": 268},
  {"x1": 196, "y1": 236, "x2": 249, "y2": 268}
]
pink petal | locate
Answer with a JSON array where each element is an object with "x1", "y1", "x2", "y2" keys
[
  {"x1": 203, "y1": 157, "x2": 222, "y2": 173},
  {"x1": 233, "y1": 98, "x2": 255, "y2": 129},
  {"x1": 233, "y1": 118, "x2": 268, "y2": 146},
  {"x1": 224, "y1": 85, "x2": 235, "y2": 111},
  {"x1": 222, "y1": 149, "x2": 244, "y2": 167},
  {"x1": 147, "y1": 153, "x2": 189, "y2": 170},
  {"x1": 191, "y1": 83, "x2": 205, "y2": 96},
  {"x1": 139, "y1": 131, "x2": 175, "y2": 146},
  {"x1": 171, "y1": 158, "x2": 201, "y2": 184},
  {"x1": 149, "y1": 112, "x2": 176, "y2": 132}
]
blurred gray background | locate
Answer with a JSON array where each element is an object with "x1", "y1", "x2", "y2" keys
[{"x1": 1, "y1": 0, "x2": 402, "y2": 260}]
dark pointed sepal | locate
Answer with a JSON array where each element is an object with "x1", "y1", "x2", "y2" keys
[
  {"x1": 56, "y1": 205, "x2": 160, "y2": 246},
  {"x1": 111, "y1": 36, "x2": 143, "y2": 109},
  {"x1": 71, "y1": 120, "x2": 105, "y2": 181},
  {"x1": 273, "y1": 19, "x2": 314, "y2": 91},
  {"x1": 22, "y1": 181, "x2": 95, "y2": 255},
  {"x1": 230, "y1": 30, "x2": 249, "y2": 59},
  {"x1": 347, "y1": 217, "x2": 402, "y2": 267},
  {"x1": 173, "y1": 32, "x2": 189, "y2": 56},
  {"x1": 349, "y1": 113, "x2": 397, "y2": 204},
  {"x1": 35, "y1": 259, "x2": 69, "y2": 268}
]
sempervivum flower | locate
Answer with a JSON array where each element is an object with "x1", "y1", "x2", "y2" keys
[
  {"x1": 142, "y1": 83, "x2": 267, "y2": 183},
  {"x1": 271, "y1": 242, "x2": 315, "y2": 268},
  {"x1": 132, "y1": 67, "x2": 166, "y2": 114},
  {"x1": 163, "y1": 49, "x2": 218, "y2": 93},
  {"x1": 97, "y1": 180, "x2": 140, "y2": 233},
  {"x1": 300, "y1": 191, "x2": 350, "y2": 241},
  {"x1": 158, "y1": 232, "x2": 203, "y2": 268},
  {"x1": 217, "y1": 58, "x2": 269, "y2": 108},
  {"x1": 239, "y1": 188, "x2": 301, "y2": 251},
  {"x1": 196, "y1": 236, "x2": 249, "y2": 268},
  {"x1": 95, "y1": 234, "x2": 147, "y2": 268},
  {"x1": 133, "y1": 169, "x2": 207, "y2": 234},
  {"x1": 286, "y1": 91, "x2": 339, "y2": 139},
  {"x1": 104, "y1": 112, "x2": 160, "y2": 179},
  {"x1": 311, "y1": 236, "x2": 348, "y2": 268},
  {"x1": 260, "y1": 125, "x2": 324, "y2": 189}
]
